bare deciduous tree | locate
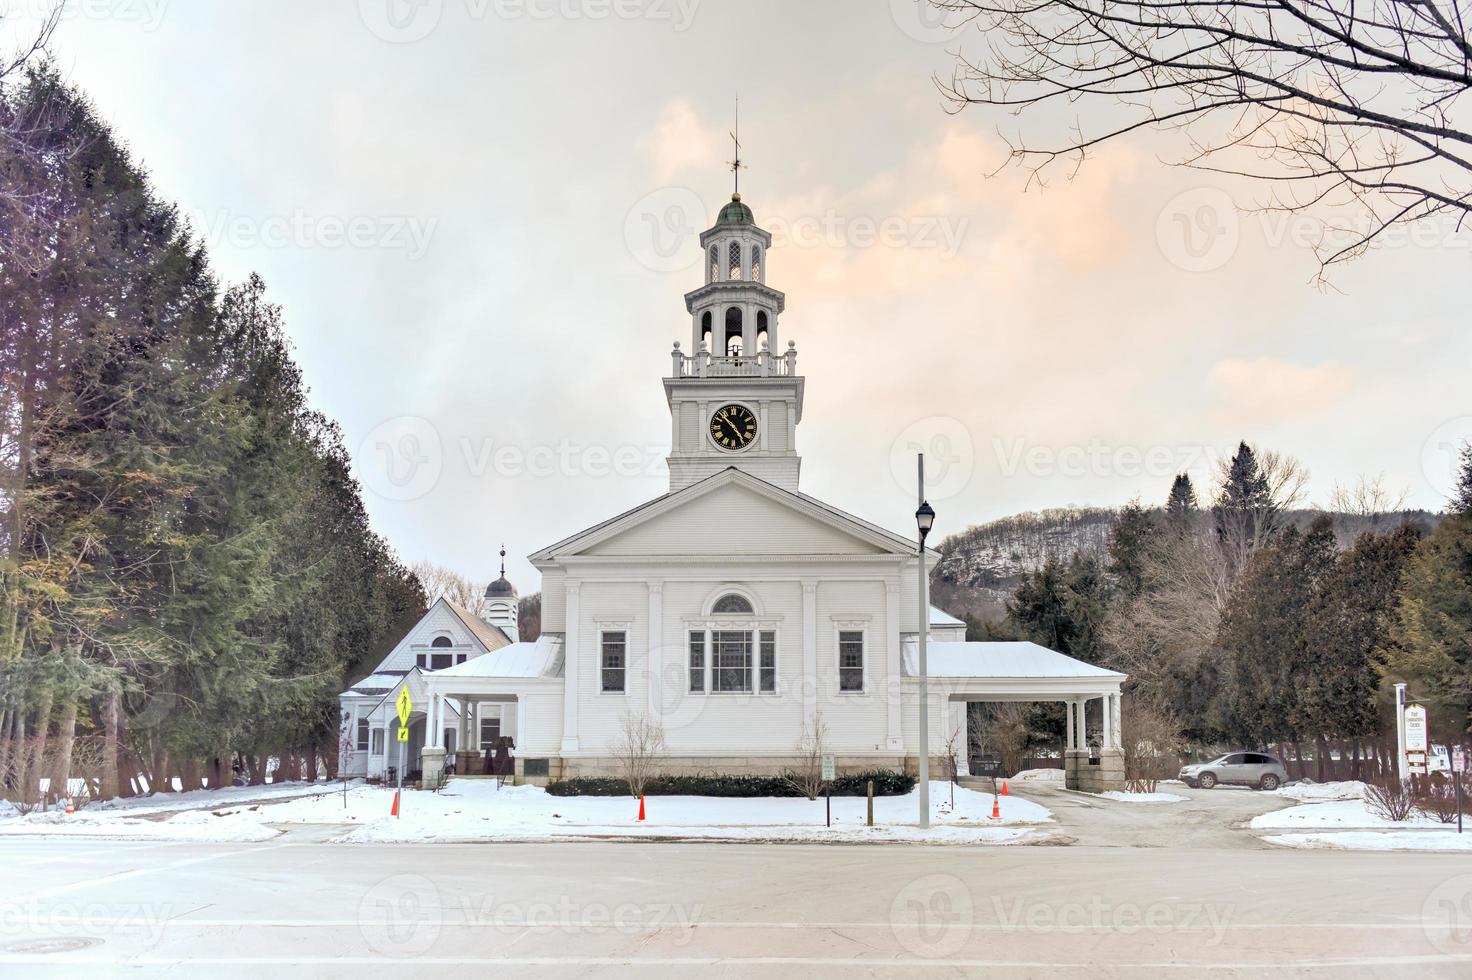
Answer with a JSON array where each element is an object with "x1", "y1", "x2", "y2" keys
[
  {"x1": 608, "y1": 712, "x2": 665, "y2": 798},
  {"x1": 784, "y1": 710, "x2": 830, "y2": 800},
  {"x1": 932, "y1": 0, "x2": 1472, "y2": 274},
  {"x1": 411, "y1": 561, "x2": 492, "y2": 619},
  {"x1": 1120, "y1": 702, "x2": 1183, "y2": 793},
  {"x1": 1328, "y1": 473, "x2": 1411, "y2": 528}
]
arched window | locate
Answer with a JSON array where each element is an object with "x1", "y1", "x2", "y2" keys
[
  {"x1": 700, "y1": 310, "x2": 712, "y2": 350},
  {"x1": 724, "y1": 307, "x2": 743, "y2": 357},
  {"x1": 431, "y1": 635, "x2": 453, "y2": 648},
  {"x1": 756, "y1": 310, "x2": 769, "y2": 352},
  {"x1": 709, "y1": 246, "x2": 719, "y2": 283},
  {"x1": 727, "y1": 241, "x2": 742, "y2": 281},
  {"x1": 712, "y1": 593, "x2": 754, "y2": 614},
  {"x1": 750, "y1": 245, "x2": 762, "y2": 282}
]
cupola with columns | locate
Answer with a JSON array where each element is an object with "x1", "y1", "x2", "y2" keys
[{"x1": 665, "y1": 179, "x2": 804, "y2": 492}]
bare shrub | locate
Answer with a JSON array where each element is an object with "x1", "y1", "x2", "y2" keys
[
  {"x1": 1121, "y1": 703, "x2": 1183, "y2": 793},
  {"x1": 784, "y1": 711, "x2": 829, "y2": 801},
  {"x1": 1364, "y1": 777, "x2": 1415, "y2": 823},
  {"x1": 1414, "y1": 776, "x2": 1464, "y2": 825},
  {"x1": 608, "y1": 713, "x2": 665, "y2": 798}
]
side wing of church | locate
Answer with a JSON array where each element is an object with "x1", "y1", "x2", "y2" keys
[{"x1": 372, "y1": 191, "x2": 1128, "y2": 790}]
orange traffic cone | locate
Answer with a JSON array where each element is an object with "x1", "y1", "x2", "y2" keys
[
  {"x1": 991, "y1": 795, "x2": 1001, "y2": 820},
  {"x1": 637, "y1": 796, "x2": 646, "y2": 821},
  {"x1": 390, "y1": 790, "x2": 400, "y2": 817},
  {"x1": 65, "y1": 796, "x2": 75, "y2": 815},
  {"x1": 1001, "y1": 781, "x2": 1009, "y2": 796}
]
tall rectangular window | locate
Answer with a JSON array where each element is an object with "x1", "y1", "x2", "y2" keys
[
  {"x1": 370, "y1": 728, "x2": 385, "y2": 755},
  {"x1": 839, "y1": 631, "x2": 865, "y2": 692},
  {"x1": 601, "y1": 631, "x2": 626, "y2": 693},
  {"x1": 688, "y1": 631, "x2": 705, "y2": 692},
  {"x1": 713, "y1": 630, "x2": 752, "y2": 693},
  {"x1": 430, "y1": 652, "x2": 453, "y2": 670},
  {"x1": 356, "y1": 716, "x2": 370, "y2": 751},
  {"x1": 759, "y1": 631, "x2": 777, "y2": 693},
  {"x1": 480, "y1": 715, "x2": 502, "y2": 752}
]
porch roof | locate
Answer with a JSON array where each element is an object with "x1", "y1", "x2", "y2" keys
[
  {"x1": 902, "y1": 639, "x2": 1126, "y2": 681},
  {"x1": 429, "y1": 635, "x2": 564, "y2": 679}
]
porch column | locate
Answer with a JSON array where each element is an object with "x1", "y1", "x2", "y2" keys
[
  {"x1": 950, "y1": 700, "x2": 968, "y2": 777},
  {"x1": 1101, "y1": 693, "x2": 1113, "y2": 752},
  {"x1": 1112, "y1": 693, "x2": 1123, "y2": 749},
  {"x1": 1064, "y1": 701, "x2": 1075, "y2": 751},
  {"x1": 562, "y1": 582, "x2": 581, "y2": 753}
]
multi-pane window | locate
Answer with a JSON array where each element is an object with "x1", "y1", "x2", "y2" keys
[
  {"x1": 430, "y1": 653, "x2": 453, "y2": 670},
  {"x1": 370, "y1": 728, "x2": 385, "y2": 755},
  {"x1": 709, "y1": 246, "x2": 719, "y2": 283},
  {"x1": 480, "y1": 715, "x2": 502, "y2": 753},
  {"x1": 751, "y1": 245, "x2": 762, "y2": 282},
  {"x1": 759, "y1": 631, "x2": 776, "y2": 693},
  {"x1": 689, "y1": 631, "x2": 705, "y2": 693},
  {"x1": 712, "y1": 593, "x2": 753, "y2": 614},
  {"x1": 713, "y1": 630, "x2": 752, "y2": 693},
  {"x1": 727, "y1": 241, "x2": 742, "y2": 280},
  {"x1": 839, "y1": 631, "x2": 865, "y2": 692},
  {"x1": 356, "y1": 717, "x2": 370, "y2": 751},
  {"x1": 601, "y1": 631, "x2": 626, "y2": 693}
]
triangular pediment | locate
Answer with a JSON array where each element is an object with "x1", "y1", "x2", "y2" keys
[{"x1": 531, "y1": 468, "x2": 924, "y2": 560}]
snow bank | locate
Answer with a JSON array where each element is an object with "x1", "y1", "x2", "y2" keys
[
  {"x1": 1012, "y1": 768, "x2": 1065, "y2": 782},
  {"x1": 1264, "y1": 831, "x2": 1472, "y2": 852},
  {"x1": 1250, "y1": 798, "x2": 1438, "y2": 830},
  {"x1": 1272, "y1": 780, "x2": 1366, "y2": 802},
  {"x1": 1095, "y1": 790, "x2": 1188, "y2": 803},
  {"x1": 89, "y1": 780, "x2": 352, "y2": 816},
  {"x1": 257, "y1": 779, "x2": 1053, "y2": 844},
  {"x1": 0, "y1": 807, "x2": 280, "y2": 842}
]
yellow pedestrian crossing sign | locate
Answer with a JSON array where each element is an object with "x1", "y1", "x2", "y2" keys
[
  {"x1": 396, "y1": 726, "x2": 409, "y2": 743},
  {"x1": 396, "y1": 688, "x2": 412, "y2": 727}
]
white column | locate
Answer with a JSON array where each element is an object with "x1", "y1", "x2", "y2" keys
[
  {"x1": 429, "y1": 694, "x2": 442, "y2": 749},
  {"x1": 951, "y1": 700, "x2": 969, "y2": 777},
  {"x1": 885, "y1": 579, "x2": 902, "y2": 751},
  {"x1": 1065, "y1": 701, "x2": 1075, "y2": 751},
  {"x1": 802, "y1": 580, "x2": 818, "y2": 729},
  {"x1": 1113, "y1": 693, "x2": 1123, "y2": 749},
  {"x1": 561, "y1": 582, "x2": 581, "y2": 753},
  {"x1": 647, "y1": 582, "x2": 664, "y2": 721},
  {"x1": 515, "y1": 696, "x2": 526, "y2": 754},
  {"x1": 1101, "y1": 693, "x2": 1114, "y2": 752}
]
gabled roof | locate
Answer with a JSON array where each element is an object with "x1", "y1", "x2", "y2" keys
[
  {"x1": 902, "y1": 639, "x2": 1126, "y2": 680},
  {"x1": 340, "y1": 597, "x2": 511, "y2": 695},
  {"x1": 443, "y1": 598, "x2": 513, "y2": 651},
  {"x1": 429, "y1": 635, "x2": 564, "y2": 680},
  {"x1": 529, "y1": 467, "x2": 937, "y2": 562}
]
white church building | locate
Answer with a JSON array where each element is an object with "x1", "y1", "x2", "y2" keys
[{"x1": 340, "y1": 191, "x2": 1127, "y2": 791}]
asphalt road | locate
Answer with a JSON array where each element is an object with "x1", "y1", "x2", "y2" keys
[{"x1": 3, "y1": 819, "x2": 1471, "y2": 978}]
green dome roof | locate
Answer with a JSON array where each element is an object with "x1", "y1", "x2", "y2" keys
[{"x1": 716, "y1": 193, "x2": 754, "y2": 226}]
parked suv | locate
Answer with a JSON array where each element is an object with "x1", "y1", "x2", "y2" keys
[{"x1": 1179, "y1": 752, "x2": 1288, "y2": 790}]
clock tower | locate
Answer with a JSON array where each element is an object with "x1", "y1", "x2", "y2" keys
[{"x1": 665, "y1": 191, "x2": 803, "y2": 491}]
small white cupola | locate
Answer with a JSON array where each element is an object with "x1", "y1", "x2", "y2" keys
[{"x1": 483, "y1": 545, "x2": 518, "y2": 643}]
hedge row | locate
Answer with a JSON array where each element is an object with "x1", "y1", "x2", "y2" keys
[{"x1": 545, "y1": 769, "x2": 916, "y2": 798}]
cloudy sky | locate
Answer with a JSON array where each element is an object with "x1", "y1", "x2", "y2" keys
[{"x1": 17, "y1": 0, "x2": 1469, "y2": 593}]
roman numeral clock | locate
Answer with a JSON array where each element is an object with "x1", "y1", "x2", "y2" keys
[{"x1": 663, "y1": 191, "x2": 804, "y2": 491}]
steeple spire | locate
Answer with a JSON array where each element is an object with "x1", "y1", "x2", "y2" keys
[
  {"x1": 727, "y1": 96, "x2": 746, "y2": 197},
  {"x1": 499, "y1": 544, "x2": 506, "y2": 579}
]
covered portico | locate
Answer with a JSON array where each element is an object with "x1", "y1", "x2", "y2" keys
[{"x1": 909, "y1": 640, "x2": 1128, "y2": 792}]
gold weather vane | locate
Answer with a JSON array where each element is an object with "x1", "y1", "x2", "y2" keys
[{"x1": 728, "y1": 96, "x2": 746, "y2": 196}]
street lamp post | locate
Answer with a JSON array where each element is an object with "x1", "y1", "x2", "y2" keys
[{"x1": 915, "y1": 456, "x2": 936, "y2": 829}]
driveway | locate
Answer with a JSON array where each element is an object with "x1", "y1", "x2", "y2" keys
[{"x1": 1011, "y1": 782, "x2": 1299, "y2": 848}]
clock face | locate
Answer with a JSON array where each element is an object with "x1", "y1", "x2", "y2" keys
[{"x1": 709, "y1": 404, "x2": 758, "y2": 451}]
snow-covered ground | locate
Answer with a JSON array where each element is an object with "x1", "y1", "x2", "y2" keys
[
  {"x1": 1012, "y1": 768, "x2": 1064, "y2": 782},
  {"x1": 1264, "y1": 831, "x2": 1472, "y2": 851},
  {"x1": 260, "y1": 779, "x2": 1053, "y2": 844},
  {"x1": 1250, "y1": 798, "x2": 1440, "y2": 830},
  {"x1": 1095, "y1": 790, "x2": 1188, "y2": 803},
  {"x1": 1272, "y1": 780, "x2": 1366, "y2": 802},
  {"x1": 0, "y1": 780, "x2": 1054, "y2": 845}
]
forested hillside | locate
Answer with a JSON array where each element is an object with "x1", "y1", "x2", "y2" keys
[{"x1": 0, "y1": 65, "x2": 425, "y2": 802}]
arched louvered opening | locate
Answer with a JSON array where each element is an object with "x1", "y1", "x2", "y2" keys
[
  {"x1": 700, "y1": 310, "x2": 713, "y2": 351},
  {"x1": 724, "y1": 307, "x2": 743, "y2": 357},
  {"x1": 756, "y1": 310, "x2": 769, "y2": 352}
]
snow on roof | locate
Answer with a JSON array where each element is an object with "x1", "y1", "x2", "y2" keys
[
  {"x1": 431, "y1": 635, "x2": 564, "y2": 679},
  {"x1": 929, "y1": 605, "x2": 965, "y2": 627},
  {"x1": 340, "y1": 672, "x2": 413, "y2": 697},
  {"x1": 902, "y1": 640, "x2": 1125, "y2": 679}
]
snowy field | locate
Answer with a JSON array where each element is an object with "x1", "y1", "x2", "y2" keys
[
  {"x1": 1251, "y1": 784, "x2": 1472, "y2": 851},
  {"x1": 1263, "y1": 830, "x2": 1472, "y2": 851},
  {"x1": 1272, "y1": 780, "x2": 1368, "y2": 802},
  {"x1": 1251, "y1": 798, "x2": 1441, "y2": 830},
  {"x1": 0, "y1": 779, "x2": 1053, "y2": 845}
]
